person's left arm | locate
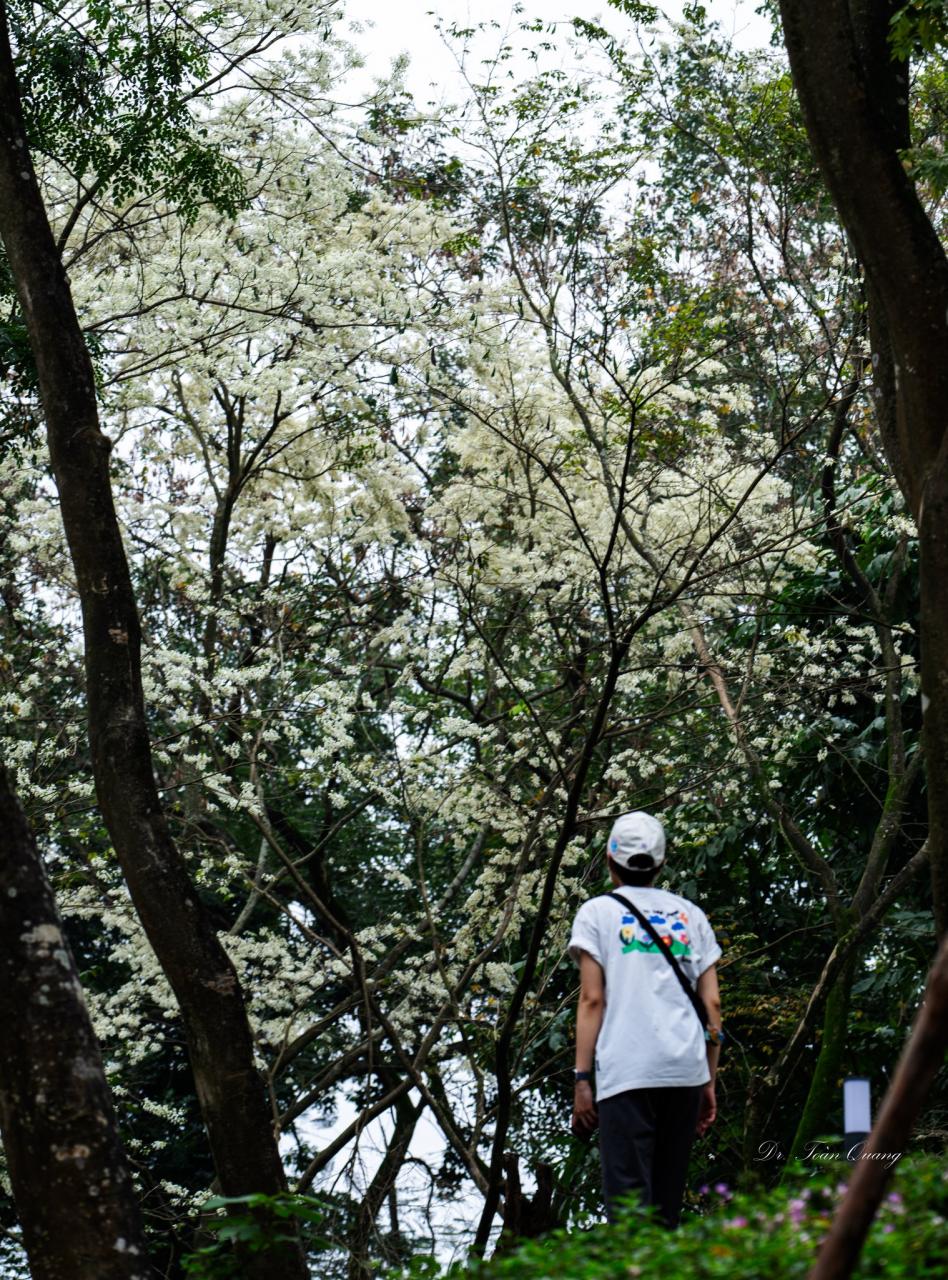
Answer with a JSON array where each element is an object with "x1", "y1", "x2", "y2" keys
[
  {"x1": 696, "y1": 962, "x2": 722, "y2": 1135},
  {"x1": 688, "y1": 883, "x2": 727, "y2": 1139},
  {"x1": 572, "y1": 950, "x2": 604, "y2": 1137}
]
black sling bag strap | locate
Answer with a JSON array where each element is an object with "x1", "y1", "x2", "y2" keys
[{"x1": 605, "y1": 891, "x2": 709, "y2": 1031}]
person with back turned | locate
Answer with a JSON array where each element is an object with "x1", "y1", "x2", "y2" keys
[{"x1": 569, "y1": 811, "x2": 723, "y2": 1226}]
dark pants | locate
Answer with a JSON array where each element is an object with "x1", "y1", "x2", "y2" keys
[{"x1": 597, "y1": 1085, "x2": 703, "y2": 1227}]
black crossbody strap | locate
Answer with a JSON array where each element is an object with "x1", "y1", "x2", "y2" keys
[{"x1": 606, "y1": 892, "x2": 709, "y2": 1029}]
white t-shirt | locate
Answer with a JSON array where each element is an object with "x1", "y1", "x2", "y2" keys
[{"x1": 568, "y1": 887, "x2": 721, "y2": 1102}]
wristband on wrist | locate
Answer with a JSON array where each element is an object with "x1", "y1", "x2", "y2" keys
[
  {"x1": 574, "y1": 1069, "x2": 593, "y2": 1082},
  {"x1": 705, "y1": 1025, "x2": 725, "y2": 1046}
]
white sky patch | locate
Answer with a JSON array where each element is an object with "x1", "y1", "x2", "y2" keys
[
  {"x1": 293, "y1": 1082, "x2": 502, "y2": 1264},
  {"x1": 342, "y1": 0, "x2": 773, "y2": 105}
]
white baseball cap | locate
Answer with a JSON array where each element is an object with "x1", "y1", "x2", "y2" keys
[{"x1": 607, "y1": 811, "x2": 666, "y2": 869}]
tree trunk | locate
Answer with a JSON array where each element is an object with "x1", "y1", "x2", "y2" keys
[
  {"x1": 918, "y1": 473, "x2": 948, "y2": 938},
  {"x1": 346, "y1": 1091, "x2": 422, "y2": 1280},
  {"x1": 0, "y1": 766, "x2": 149, "y2": 1280},
  {"x1": 0, "y1": 10, "x2": 307, "y2": 1278},
  {"x1": 786, "y1": 951, "x2": 857, "y2": 1165},
  {"x1": 778, "y1": 0, "x2": 948, "y2": 935},
  {"x1": 497, "y1": 1153, "x2": 557, "y2": 1248},
  {"x1": 777, "y1": 2, "x2": 948, "y2": 1274}
]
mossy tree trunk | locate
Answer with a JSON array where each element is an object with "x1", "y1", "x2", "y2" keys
[{"x1": 785, "y1": 950, "x2": 858, "y2": 1167}]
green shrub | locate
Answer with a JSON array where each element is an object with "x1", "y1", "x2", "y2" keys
[
  {"x1": 397, "y1": 1155, "x2": 948, "y2": 1280},
  {"x1": 181, "y1": 1191, "x2": 331, "y2": 1278}
]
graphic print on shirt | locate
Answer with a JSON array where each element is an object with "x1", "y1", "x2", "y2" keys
[{"x1": 618, "y1": 908, "x2": 691, "y2": 957}]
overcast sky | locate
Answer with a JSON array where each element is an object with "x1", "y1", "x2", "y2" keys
[{"x1": 341, "y1": 0, "x2": 774, "y2": 102}]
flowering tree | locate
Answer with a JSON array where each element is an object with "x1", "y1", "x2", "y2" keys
[{"x1": 0, "y1": 1, "x2": 943, "y2": 1275}]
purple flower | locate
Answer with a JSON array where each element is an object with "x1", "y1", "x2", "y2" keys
[
  {"x1": 714, "y1": 1181, "x2": 732, "y2": 1199},
  {"x1": 789, "y1": 1197, "x2": 806, "y2": 1225},
  {"x1": 698, "y1": 1184, "x2": 709, "y2": 1196},
  {"x1": 882, "y1": 1224, "x2": 895, "y2": 1235},
  {"x1": 724, "y1": 1216, "x2": 748, "y2": 1230}
]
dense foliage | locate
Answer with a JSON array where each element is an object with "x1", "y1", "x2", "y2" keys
[{"x1": 0, "y1": 0, "x2": 943, "y2": 1276}]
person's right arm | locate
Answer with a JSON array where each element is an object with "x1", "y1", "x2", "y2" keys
[
  {"x1": 572, "y1": 950, "x2": 604, "y2": 1137},
  {"x1": 696, "y1": 963, "x2": 722, "y2": 1136}
]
